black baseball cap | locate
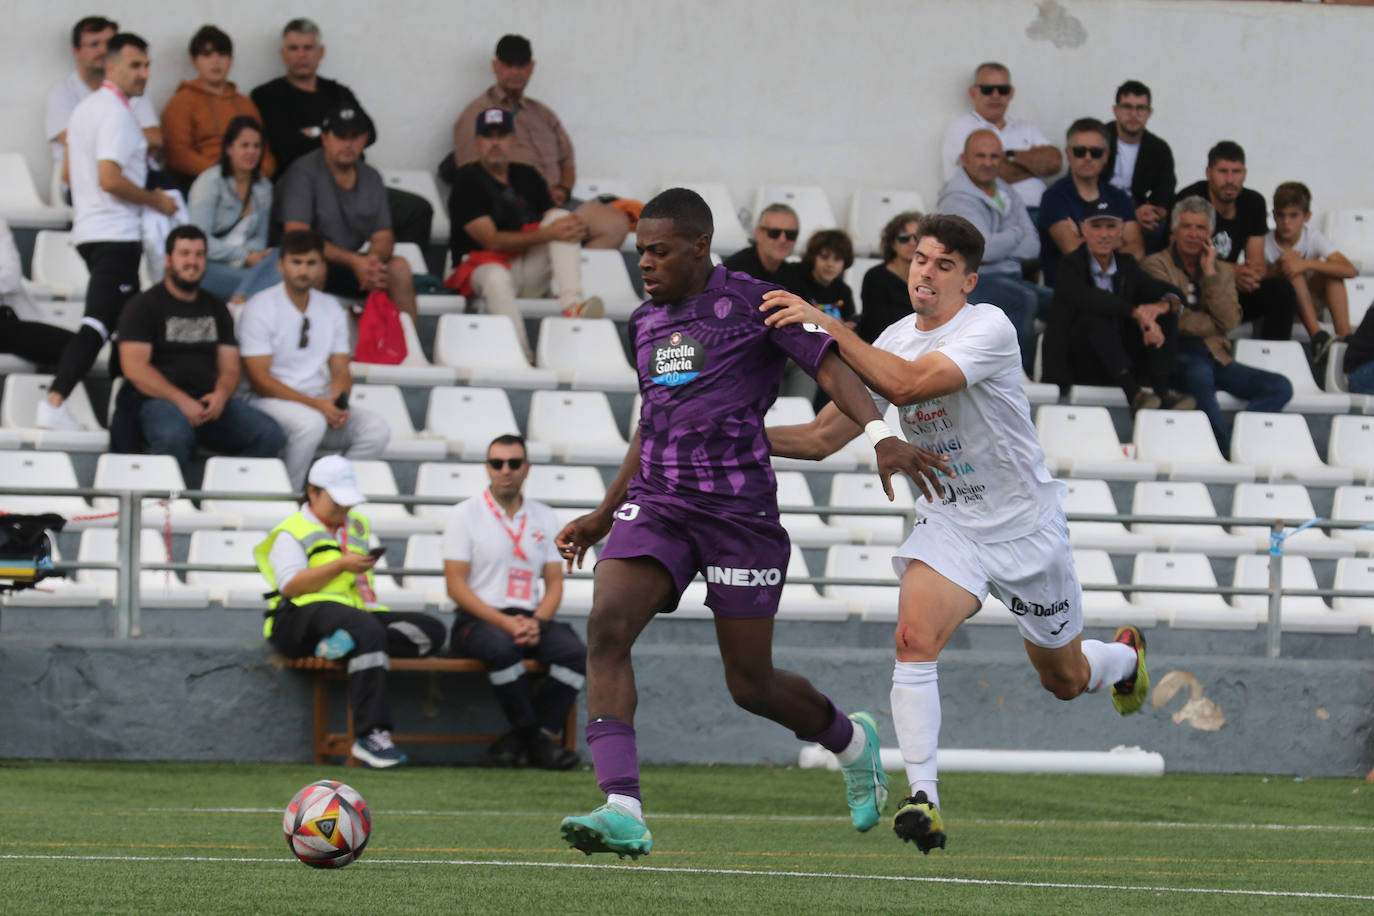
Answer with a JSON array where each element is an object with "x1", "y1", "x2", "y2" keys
[
  {"x1": 1082, "y1": 197, "x2": 1129, "y2": 223},
  {"x1": 321, "y1": 104, "x2": 374, "y2": 139},
  {"x1": 495, "y1": 34, "x2": 532, "y2": 65},
  {"x1": 476, "y1": 107, "x2": 515, "y2": 136}
]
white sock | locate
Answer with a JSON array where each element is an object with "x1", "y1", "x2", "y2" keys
[
  {"x1": 607, "y1": 793, "x2": 643, "y2": 822},
  {"x1": 833, "y1": 718, "x2": 868, "y2": 765},
  {"x1": 1081, "y1": 638, "x2": 1138, "y2": 693},
  {"x1": 891, "y1": 660, "x2": 940, "y2": 809}
]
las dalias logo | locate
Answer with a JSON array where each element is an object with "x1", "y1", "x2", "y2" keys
[{"x1": 651, "y1": 330, "x2": 706, "y2": 386}]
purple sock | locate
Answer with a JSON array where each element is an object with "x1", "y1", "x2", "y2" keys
[
  {"x1": 586, "y1": 717, "x2": 641, "y2": 801},
  {"x1": 797, "y1": 697, "x2": 854, "y2": 753}
]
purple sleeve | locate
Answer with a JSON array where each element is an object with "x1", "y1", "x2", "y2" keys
[{"x1": 768, "y1": 320, "x2": 835, "y2": 377}]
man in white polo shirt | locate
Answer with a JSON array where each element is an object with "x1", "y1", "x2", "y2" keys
[
  {"x1": 40, "y1": 32, "x2": 179, "y2": 431},
  {"x1": 443, "y1": 434, "x2": 585, "y2": 770},
  {"x1": 238, "y1": 229, "x2": 390, "y2": 489}
]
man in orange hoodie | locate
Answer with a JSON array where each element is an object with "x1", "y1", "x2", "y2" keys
[{"x1": 161, "y1": 25, "x2": 275, "y2": 188}]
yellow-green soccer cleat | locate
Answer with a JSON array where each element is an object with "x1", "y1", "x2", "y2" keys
[
  {"x1": 893, "y1": 791, "x2": 946, "y2": 853},
  {"x1": 560, "y1": 802, "x2": 652, "y2": 859},
  {"x1": 1111, "y1": 625, "x2": 1150, "y2": 715},
  {"x1": 838, "y1": 712, "x2": 889, "y2": 832}
]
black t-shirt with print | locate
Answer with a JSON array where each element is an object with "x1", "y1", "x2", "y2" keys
[
  {"x1": 116, "y1": 284, "x2": 235, "y2": 398},
  {"x1": 447, "y1": 161, "x2": 554, "y2": 260}
]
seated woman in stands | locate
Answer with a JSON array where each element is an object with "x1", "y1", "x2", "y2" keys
[
  {"x1": 187, "y1": 116, "x2": 279, "y2": 303},
  {"x1": 856, "y1": 211, "x2": 922, "y2": 342}
]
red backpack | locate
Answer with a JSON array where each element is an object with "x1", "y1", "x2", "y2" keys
[{"x1": 353, "y1": 290, "x2": 407, "y2": 365}]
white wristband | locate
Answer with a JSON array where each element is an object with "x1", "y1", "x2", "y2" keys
[{"x1": 865, "y1": 419, "x2": 898, "y2": 447}]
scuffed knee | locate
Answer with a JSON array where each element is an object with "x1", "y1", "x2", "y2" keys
[{"x1": 893, "y1": 622, "x2": 940, "y2": 660}]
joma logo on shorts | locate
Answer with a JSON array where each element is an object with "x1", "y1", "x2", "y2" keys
[
  {"x1": 706, "y1": 567, "x2": 782, "y2": 587},
  {"x1": 1009, "y1": 596, "x2": 1070, "y2": 617}
]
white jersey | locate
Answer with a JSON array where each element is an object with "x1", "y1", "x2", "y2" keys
[{"x1": 871, "y1": 302, "x2": 1065, "y2": 542}]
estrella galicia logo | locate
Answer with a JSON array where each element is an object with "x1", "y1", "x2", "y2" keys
[{"x1": 651, "y1": 331, "x2": 706, "y2": 386}]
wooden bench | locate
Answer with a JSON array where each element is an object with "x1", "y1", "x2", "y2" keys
[{"x1": 280, "y1": 655, "x2": 577, "y2": 766}]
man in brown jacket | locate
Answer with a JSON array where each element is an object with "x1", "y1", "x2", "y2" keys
[{"x1": 1141, "y1": 195, "x2": 1291, "y2": 456}]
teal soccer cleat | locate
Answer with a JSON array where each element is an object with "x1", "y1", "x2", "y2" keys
[
  {"x1": 838, "y1": 712, "x2": 889, "y2": 832},
  {"x1": 560, "y1": 802, "x2": 653, "y2": 859}
]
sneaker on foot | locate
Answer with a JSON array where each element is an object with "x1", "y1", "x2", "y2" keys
[
  {"x1": 562, "y1": 296, "x2": 604, "y2": 319},
  {"x1": 314, "y1": 628, "x2": 355, "y2": 660},
  {"x1": 486, "y1": 730, "x2": 524, "y2": 768},
  {"x1": 35, "y1": 400, "x2": 86, "y2": 431},
  {"x1": 560, "y1": 802, "x2": 652, "y2": 858},
  {"x1": 1311, "y1": 329, "x2": 1334, "y2": 365},
  {"x1": 352, "y1": 728, "x2": 406, "y2": 768},
  {"x1": 525, "y1": 731, "x2": 580, "y2": 770},
  {"x1": 838, "y1": 711, "x2": 889, "y2": 832},
  {"x1": 1111, "y1": 625, "x2": 1150, "y2": 715},
  {"x1": 893, "y1": 791, "x2": 947, "y2": 853}
]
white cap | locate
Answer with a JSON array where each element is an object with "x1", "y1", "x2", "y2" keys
[{"x1": 307, "y1": 455, "x2": 366, "y2": 507}]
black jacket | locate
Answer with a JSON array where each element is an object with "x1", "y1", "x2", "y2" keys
[{"x1": 1106, "y1": 127, "x2": 1176, "y2": 211}]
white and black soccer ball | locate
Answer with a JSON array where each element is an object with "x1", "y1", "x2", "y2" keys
[{"x1": 283, "y1": 780, "x2": 371, "y2": 868}]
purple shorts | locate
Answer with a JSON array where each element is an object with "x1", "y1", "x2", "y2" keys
[{"x1": 597, "y1": 495, "x2": 790, "y2": 619}]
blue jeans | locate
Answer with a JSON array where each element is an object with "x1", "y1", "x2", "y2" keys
[
  {"x1": 970, "y1": 271, "x2": 1053, "y2": 374},
  {"x1": 139, "y1": 397, "x2": 286, "y2": 482},
  {"x1": 1347, "y1": 361, "x2": 1374, "y2": 394},
  {"x1": 1172, "y1": 339, "x2": 1293, "y2": 455},
  {"x1": 200, "y1": 255, "x2": 282, "y2": 301}
]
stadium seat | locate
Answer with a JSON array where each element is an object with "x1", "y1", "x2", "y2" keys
[
  {"x1": 1230, "y1": 483, "x2": 1355, "y2": 558},
  {"x1": 827, "y1": 472, "x2": 913, "y2": 544},
  {"x1": 765, "y1": 396, "x2": 860, "y2": 471},
  {"x1": 534, "y1": 317, "x2": 638, "y2": 391},
  {"x1": 424, "y1": 386, "x2": 552, "y2": 462},
  {"x1": 186, "y1": 529, "x2": 269, "y2": 607},
  {"x1": 846, "y1": 189, "x2": 925, "y2": 257},
  {"x1": 29, "y1": 229, "x2": 88, "y2": 298},
  {"x1": 1323, "y1": 209, "x2": 1374, "y2": 274},
  {"x1": 0, "y1": 374, "x2": 108, "y2": 451},
  {"x1": 1066, "y1": 385, "x2": 1127, "y2": 408},
  {"x1": 1330, "y1": 486, "x2": 1374, "y2": 555},
  {"x1": 572, "y1": 177, "x2": 632, "y2": 200},
  {"x1": 433, "y1": 314, "x2": 557, "y2": 389},
  {"x1": 1332, "y1": 557, "x2": 1374, "y2": 626},
  {"x1": 845, "y1": 257, "x2": 883, "y2": 311},
  {"x1": 1022, "y1": 374, "x2": 1059, "y2": 406},
  {"x1": 1231, "y1": 339, "x2": 1351, "y2": 414},
  {"x1": 523, "y1": 464, "x2": 606, "y2": 524},
  {"x1": 1230, "y1": 554, "x2": 1358, "y2": 633},
  {"x1": 391, "y1": 241, "x2": 430, "y2": 277},
  {"x1": 1320, "y1": 342, "x2": 1369, "y2": 411},
  {"x1": 349, "y1": 459, "x2": 431, "y2": 536},
  {"x1": 78, "y1": 528, "x2": 209, "y2": 607},
  {"x1": 559, "y1": 547, "x2": 597, "y2": 616},
  {"x1": 823, "y1": 543, "x2": 899, "y2": 620},
  {"x1": 1074, "y1": 549, "x2": 1153, "y2": 627},
  {"x1": 92, "y1": 453, "x2": 221, "y2": 532},
  {"x1": 752, "y1": 184, "x2": 838, "y2": 251},
  {"x1": 200, "y1": 456, "x2": 297, "y2": 529},
  {"x1": 3, "y1": 539, "x2": 102, "y2": 607},
  {"x1": 1131, "y1": 408, "x2": 1255, "y2": 483},
  {"x1": 776, "y1": 471, "x2": 849, "y2": 547},
  {"x1": 1131, "y1": 552, "x2": 1254, "y2": 629},
  {"x1": 557, "y1": 249, "x2": 641, "y2": 319},
  {"x1": 378, "y1": 168, "x2": 450, "y2": 245},
  {"x1": 29, "y1": 299, "x2": 84, "y2": 331},
  {"x1": 1061, "y1": 478, "x2": 1156, "y2": 552},
  {"x1": 369, "y1": 553, "x2": 429, "y2": 612},
  {"x1": 0, "y1": 153, "x2": 71, "y2": 229},
  {"x1": 1129, "y1": 480, "x2": 1254, "y2": 555},
  {"x1": 347, "y1": 384, "x2": 446, "y2": 461},
  {"x1": 0, "y1": 449, "x2": 102, "y2": 527},
  {"x1": 1230, "y1": 412, "x2": 1353, "y2": 486},
  {"x1": 401, "y1": 533, "x2": 449, "y2": 607},
  {"x1": 1326, "y1": 415, "x2": 1374, "y2": 484},
  {"x1": 526, "y1": 390, "x2": 629, "y2": 464},
  {"x1": 664, "y1": 182, "x2": 748, "y2": 253},
  {"x1": 412, "y1": 461, "x2": 487, "y2": 525},
  {"x1": 1035, "y1": 405, "x2": 1157, "y2": 480},
  {"x1": 1343, "y1": 276, "x2": 1372, "y2": 327}
]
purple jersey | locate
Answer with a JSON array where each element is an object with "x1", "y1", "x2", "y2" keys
[{"x1": 627, "y1": 265, "x2": 834, "y2": 516}]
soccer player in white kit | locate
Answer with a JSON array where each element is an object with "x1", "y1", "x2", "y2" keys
[{"x1": 762, "y1": 214, "x2": 1149, "y2": 853}]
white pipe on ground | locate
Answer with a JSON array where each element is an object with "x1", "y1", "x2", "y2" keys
[{"x1": 798, "y1": 744, "x2": 1165, "y2": 776}]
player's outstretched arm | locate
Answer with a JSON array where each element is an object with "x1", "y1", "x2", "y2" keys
[
  {"x1": 767, "y1": 401, "x2": 861, "y2": 461},
  {"x1": 556, "y1": 429, "x2": 641, "y2": 571}
]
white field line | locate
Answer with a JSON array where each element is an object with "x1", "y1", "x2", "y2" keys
[{"x1": 0, "y1": 853, "x2": 1371, "y2": 902}]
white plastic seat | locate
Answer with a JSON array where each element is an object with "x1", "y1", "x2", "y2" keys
[
  {"x1": 527, "y1": 390, "x2": 629, "y2": 464},
  {"x1": 424, "y1": 387, "x2": 551, "y2": 462},
  {"x1": 347, "y1": 384, "x2": 446, "y2": 460},
  {"x1": 1327, "y1": 415, "x2": 1374, "y2": 484},
  {"x1": 1022, "y1": 375, "x2": 1059, "y2": 406},
  {"x1": 845, "y1": 257, "x2": 883, "y2": 312},
  {"x1": 1330, "y1": 486, "x2": 1374, "y2": 555},
  {"x1": 434, "y1": 313, "x2": 557, "y2": 389},
  {"x1": 1074, "y1": 549, "x2": 1152, "y2": 627},
  {"x1": 78, "y1": 527, "x2": 209, "y2": 607},
  {"x1": 776, "y1": 471, "x2": 849, "y2": 547},
  {"x1": 92, "y1": 453, "x2": 220, "y2": 531},
  {"x1": 523, "y1": 465, "x2": 606, "y2": 515},
  {"x1": 401, "y1": 533, "x2": 450, "y2": 607},
  {"x1": 1232, "y1": 339, "x2": 1351, "y2": 414},
  {"x1": 1343, "y1": 277, "x2": 1372, "y2": 327},
  {"x1": 1035, "y1": 405, "x2": 1156, "y2": 480},
  {"x1": 766, "y1": 397, "x2": 860, "y2": 471},
  {"x1": 378, "y1": 168, "x2": 450, "y2": 245},
  {"x1": 30, "y1": 230, "x2": 88, "y2": 298},
  {"x1": 1061, "y1": 478, "x2": 1156, "y2": 552},
  {"x1": 3, "y1": 539, "x2": 102, "y2": 607},
  {"x1": 572, "y1": 177, "x2": 633, "y2": 200},
  {"x1": 1131, "y1": 408, "x2": 1255, "y2": 483},
  {"x1": 1130, "y1": 481, "x2": 1258, "y2": 556},
  {"x1": 348, "y1": 459, "x2": 431, "y2": 536},
  {"x1": 0, "y1": 449, "x2": 101, "y2": 527},
  {"x1": 1230, "y1": 412, "x2": 1353, "y2": 486},
  {"x1": 29, "y1": 299, "x2": 85, "y2": 331},
  {"x1": 1231, "y1": 554, "x2": 1357, "y2": 633},
  {"x1": 847, "y1": 189, "x2": 925, "y2": 257},
  {"x1": 413, "y1": 462, "x2": 487, "y2": 524},
  {"x1": 1332, "y1": 557, "x2": 1374, "y2": 626},
  {"x1": 753, "y1": 184, "x2": 838, "y2": 251},
  {"x1": 0, "y1": 374, "x2": 108, "y2": 451},
  {"x1": 1131, "y1": 552, "x2": 1253, "y2": 629},
  {"x1": 827, "y1": 472, "x2": 913, "y2": 545},
  {"x1": 559, "y1": 546, "x2": 597, "y2": 616},
  {"x1": 0, "y1": 154, "x2": 71, "y2": 229},
  {"x1": 1230, "y1": 483, "x2": 1355, "y2": 558},
  {"x1": 1322, "y1": 342, "x2": 1369, "y2": 411},
  {"x1": 186, "y1": 529, "x2": 269, "y2": 607},
  {"x1": 535, "y1": 317, "x2": 638, "y2": 391},
  {"x1": 200, "y1": 456, "x2": 297, "y2": 529},
  {"x1": 1065, "y1": 385, "x2": 1127, "y2": 408},
  {"x1": 369, "y1": 553, "x2": 429, "y2": 612},
  {"x1": 1324, "y1": 210, "x2": 1374, "y2": 275},
  {"x1": 558, "y1": 249, "x2": 641, "y2": 319},
  {"x1": 823, "y1": 544, "x2": 899, "y2": 620},
  {"x1": 664, "y1": 182, "x2": 748, "y2": 253},
  {"x1": 391, "y1": 241, "x2": 430, "y2": 277}
]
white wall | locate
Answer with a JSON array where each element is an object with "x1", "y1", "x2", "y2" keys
[{"x1": 6, "y1": 0, "x2": 1369, "y2": 239}]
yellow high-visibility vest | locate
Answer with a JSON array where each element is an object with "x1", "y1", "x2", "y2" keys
[{"x1": 254, "y1": 509, "x2": 387, "y2": 637}]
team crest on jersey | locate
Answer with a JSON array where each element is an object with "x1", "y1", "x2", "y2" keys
[
  {"x1": 713, "y1": 297, "x2": 732, "y2": 319},
  {"x1": 651, "y1": 331, "x2": 706, "y2": 386}
]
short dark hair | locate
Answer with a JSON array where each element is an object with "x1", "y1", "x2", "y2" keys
[
  {"x1": 165, "y1": 224, "x2": 207, "y2": 255},
  {"x1": 1273, "y1": 181, "x2": 1312, "y2": 214},
  {"x1": 915, "y1": 213, "x2": 984, "y2": 274},
  {"x1": 72, "y1": 16, "x2": 116, "y2": 48},
  {"x1": 1065, "y1": 117, "x2": 1111, "y2": 146},
  {"x1": 1115, "y1": 80, "x2": 1152, "y2": 104},
  {"x1": 640, "y1": 188, "x2": 714, "y2": 243},
  {"x1": 488, "y1": 433, "x2": 527, "y2": 455},
  {"x1": 879, "y1": 210, "x2": 923, "y2": 263},
  {"x1": 802, "y1": 229, "x2": 854, "y2": 272},
  {"x1": 218, "y1": 116, "x2": 263, "y2": 180},
  {"x1": 1208, "y1": 140, "x2": 1246, "y2": 167},
  {"x1": 278, "y1": 229, "x2": 325, "y2": 259},
  {"x1": 106, "y1": 33, "x2": 147, "y2": 60},
  {"x1": 189, "y1": 24, "x2": 232, "y2": 58}
]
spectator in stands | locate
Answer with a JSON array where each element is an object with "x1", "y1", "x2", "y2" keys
[
  {"x1": 278, "y1": 104, "x2": 420, "y2": 325},
  {"x1": 443, "y1": 434, "x2": 585, "y2": 770},
  {"x1": 187, "y1": 116, "x2": 280, "y2": 303},
  {"x1": 238, "y1": 230, "x2": 390, "y2": 489},
  {"x1": 938, "y1": 129, "x2": 1046, "y2": 372},
  {"x1": 40, "y1": 33, "x2": 181, "y2": 433},
  {"x1": 250, "y1": 18, "x2": 432, "y2": 249},
  {"x1": 1043, "y1": 197, "x2": 1189, "y2": 412},
  {"x1": 46, "y1": 16, "x2": 161, "y2": 202},
  {"x1": 1142, "y1": 197, "x2": 1292, "y2": 455},
  {"x1": 1342, "y1": 306, "x2": 1374, "y2": 395},
  {"x1": 940, "y1": 62, "x2": 1061, "y2": 217},
  {"x1": 1265, "y1": 181, "x2": 1356, "y2": 362},
  {"x1": 446, "y1": 108, "x2": 605, "y2": 361},
  {"x1": 1178, "y1": 141, "x2": 1297, "y2": 340},
  {"x1": 451, "y1": 34, "x2": 629, "y2": 250},
  {"x1": 793, "y1": 230, "x2": 856, "y2": 328},
  {"x1": 112, "y1": 225, "x2": 284, "y2": 478},
  {"x1": 255, "y1": 454, "x2": 448, "y2": 769},
  {"x1": 1038, "y1": 117, "x2": 1144, "y2": 287},
  {"x1": 1105, "y1": 80, "x2": 1174, "y2": 254},
  {"x1": 160, "y1": 25, "x2": 275, "y2": 189},
  {"x1": 0, "y1": 220, "x2": 74, "y2": 366},
  {"x1": 856, "y1": 210, "x2": 922, "y2": 343},
  {"x1": 724, "y1": 204, "x2": 799, "y2": 286}
]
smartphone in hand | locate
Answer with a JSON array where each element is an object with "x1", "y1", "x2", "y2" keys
[
  {"x1": 367, "y1": 546, "x2": 387, "y2": 559},
  {"x1": 334, "y1": 391, "x2": 350, "y2": 410}
]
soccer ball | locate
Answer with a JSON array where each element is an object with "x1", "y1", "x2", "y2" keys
[{"x1": 283, "y1": 780, "x2": 371, "y2": 868}]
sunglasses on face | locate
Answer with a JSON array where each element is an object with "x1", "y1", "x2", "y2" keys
[
  {"x1": 298, "y1": 315, "x2": 310, "y2": 349},
  {"x1": 487, "y1": 457, "x2": 525, "y2": 470},
  {"x1": 1070, "y1": 146, "x2": 1107, "y2": 160},
  {"x1": 976, "y1": 84, "x2": 1012, "y2": 96},
  {"x1": 761, "y1": 227, "x2": 800, "y2": 241},
  {"x1": 895, "y1": 233, "x2": 919, "y2": 244}
]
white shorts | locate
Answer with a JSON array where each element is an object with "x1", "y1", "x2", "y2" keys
[{"x1": 892, "y1": 511, "x2": 1083, "y2": 649}]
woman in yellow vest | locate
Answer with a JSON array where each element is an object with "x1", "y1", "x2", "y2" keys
[{"x1": 255, "y1": 455, "x2": 445, "y2": 767}]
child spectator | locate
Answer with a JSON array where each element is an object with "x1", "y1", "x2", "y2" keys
[
  {"x1": 1265, "y1": 181, "x2": 1356, "y2": 363},
  {"x1": 791, "y1": 230, "x2": 857, "y2": 328}
]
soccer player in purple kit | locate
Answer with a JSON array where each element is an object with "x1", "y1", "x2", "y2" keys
[{"x1": 555, "y1": 188, "x2": 947, "y2": 858}]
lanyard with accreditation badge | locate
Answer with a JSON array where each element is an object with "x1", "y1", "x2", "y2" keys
[{"x1": 484, "y1": 491, "x2": 534, "y2": 602}]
